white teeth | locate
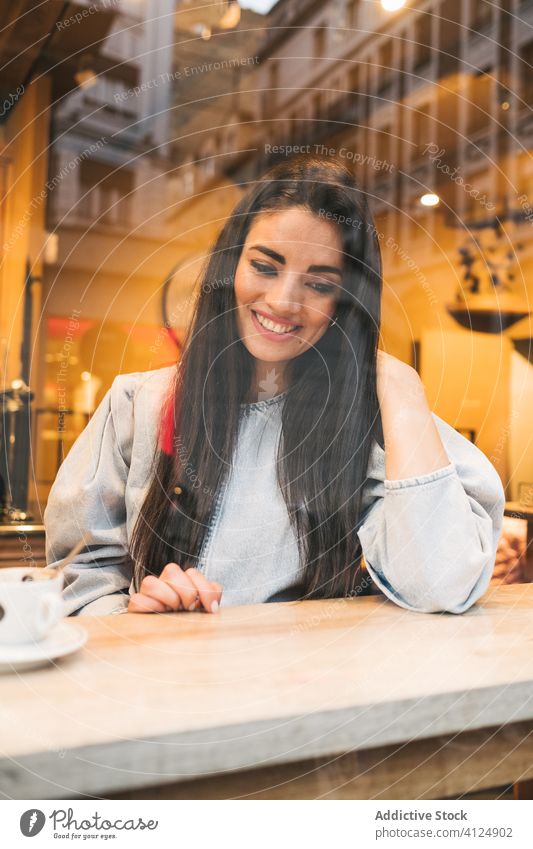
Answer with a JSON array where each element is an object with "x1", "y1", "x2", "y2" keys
[{"x1": 254, "y1": 312, "x2": 298, "y2": 334}]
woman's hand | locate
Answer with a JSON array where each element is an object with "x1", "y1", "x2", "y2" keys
[
  {"x1": 128, "y1": 562, "x2": 223, "y2": 614},
  {"x1": 376, "y1": 350, "x2": 422, "y2": 408},
  {"x1": 375, "y1": 349, "x2": 450, "y2": 480}
]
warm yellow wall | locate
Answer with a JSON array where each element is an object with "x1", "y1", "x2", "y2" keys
[
  {"x1": 378, "y1": 213, "x2": 533, "y2": 494},
  {"x1": 509, "y1": 350, "x2": 533, "y2": 501},
  {"x1": 0, "y1": 77, "x2": 51, "y2": 388},
  {"x1": 420, "y1": 328, "x2": 511, "y2": 487}
]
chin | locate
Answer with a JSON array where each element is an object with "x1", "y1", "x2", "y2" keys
[{"x1": 247, "y1": 343, "x2": 297, "y2": 363}]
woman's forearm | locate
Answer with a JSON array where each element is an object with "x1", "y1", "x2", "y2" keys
[{"x1": 377, "y1": 353, "x2": 450, "y2": 481}]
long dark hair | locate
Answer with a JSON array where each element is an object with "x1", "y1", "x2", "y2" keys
[{"x1": 131, "y1": 156, "x2": 383, "y2": 599}]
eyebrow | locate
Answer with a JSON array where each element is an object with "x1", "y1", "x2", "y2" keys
[{"x1": 249, "y1": 244, "x2": 343, "y2": 278}]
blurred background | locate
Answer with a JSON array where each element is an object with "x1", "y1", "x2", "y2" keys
[{"x1": 1, "y1": 0, "x2": 532, "y2": 578}]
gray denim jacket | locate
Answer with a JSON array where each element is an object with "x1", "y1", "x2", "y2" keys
[{"x1": 44, "y1": 366, "x2": 505, "y2": 617}]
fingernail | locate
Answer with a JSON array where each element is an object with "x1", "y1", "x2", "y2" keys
[
  {"x1": 188, "y1": 602, "x2": 197, "y2": 611},
  {"x1": 211, "y1": 600, "x2": 219, "y2": 613}
]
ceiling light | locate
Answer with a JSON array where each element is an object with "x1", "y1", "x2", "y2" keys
[
  {"x1": 74, "y1": 68, "x2": 97, "y2": 90},
  {"x1": 220, "y1": 2, "x2": 241, "y2": 29},
  {"x1": 420, "y1": 193, "x2": 440, "y2": 207},
  {"x1": 192, "y1": 23, "x2": 211, "y2": 40},
  {"x1": 381, "y1": 0, "x2": 406, "y2": 11},
  {"x1": 74, "y1": 54, "x2": 98, "y2": 90}
]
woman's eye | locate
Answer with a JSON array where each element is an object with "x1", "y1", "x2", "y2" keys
[
  {"x1": 250, "y1": 260, "x2": 277, "y2": 276},
  {"x1": 308, "y1": 280, "x2": 336, "y2": 294}
]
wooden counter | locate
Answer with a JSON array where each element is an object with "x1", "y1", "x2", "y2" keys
[{"x1": 2, "y1": 584, "x2": 533, "y2": 800}]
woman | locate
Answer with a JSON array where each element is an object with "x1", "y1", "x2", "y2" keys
[{"x1": 45, "y1": 157, "x2": 505, "y2": 617}]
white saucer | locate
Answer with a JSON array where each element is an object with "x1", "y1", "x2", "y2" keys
[{"x1": 0, "y1": 621, "x2": 88, "y2": 673}]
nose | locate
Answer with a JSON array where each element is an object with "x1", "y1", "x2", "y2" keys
[{"x1": 263, "y1": 270, "x2": 303, "y2": 321}]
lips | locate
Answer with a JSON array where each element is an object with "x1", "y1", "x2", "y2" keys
[{"x1": 250, "y1": 309, "x2": 302, "y2": 341}]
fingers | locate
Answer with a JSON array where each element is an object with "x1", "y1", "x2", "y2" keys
[
  {"x1": 128, "y1": 593, "x2": 168, "y2": 614},
  {"x1": 160, "y1": 563, "x2": 223, "y2": 613},
  {"x1": 128, "y1": 563, "x2": 223, "y2": 615},
  {"x1": 159, "y1": 562, "x2": 203, "y2": 610},
  {"x1": 139, "y1": 574, "x2": 183, "y2": 610},
  {"x1": 184, "y1": 568, "x2": 223, "y2": 613}
]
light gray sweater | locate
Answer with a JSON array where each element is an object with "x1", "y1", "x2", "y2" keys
[{"x1": 44, "y1": 366, "x2": 505, "y2": 617}]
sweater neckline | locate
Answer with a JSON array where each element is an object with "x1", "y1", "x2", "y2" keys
[{"x1": 240, "y1": 389, "x2": 289, "y2": 412}]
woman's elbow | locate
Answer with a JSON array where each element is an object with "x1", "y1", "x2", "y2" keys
[{"x1": 419, "y1": 546, "x2": 494, "y2": 614}]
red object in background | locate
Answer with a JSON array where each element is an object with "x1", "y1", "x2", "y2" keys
[
  {"x1": 46, "y1": 315, "x2": 182, "y2": 451},
  {"x1": 47, "y1": 316, "x2": 93, "y2": 338},
  {"x1": 160, "y1": 395, "x2": 175, "y2": 456},
  {"x1": 46, "y1": 316, "x2": 182, "y2": 398},
  {"x1": 160, "y1": 382, "x2": 183, "y2": 457}
]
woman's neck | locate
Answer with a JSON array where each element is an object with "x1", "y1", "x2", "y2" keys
[{"x1": 246, "y1": 361, "x2": 289, "y2": 403}]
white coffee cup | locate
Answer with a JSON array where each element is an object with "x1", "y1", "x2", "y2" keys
[{"x1": 0, "y1": 567, "x2": 65, "y2": 646}]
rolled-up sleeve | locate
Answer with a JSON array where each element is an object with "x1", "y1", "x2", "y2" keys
[
  {"x1": 44, "y1": 377, "x2": 137, "y2": 617},
  {"x1": 357, "y1": 415, "x2": 505, "y2": 614}
]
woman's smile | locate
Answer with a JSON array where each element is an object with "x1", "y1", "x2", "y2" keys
[{"x1": 250, "y1": 307, "x2": 302, "y2": 341}]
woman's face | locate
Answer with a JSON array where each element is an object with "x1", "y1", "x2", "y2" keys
[{"x1": 233, "y1": 207, "x2": 343, "y2": 374}]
